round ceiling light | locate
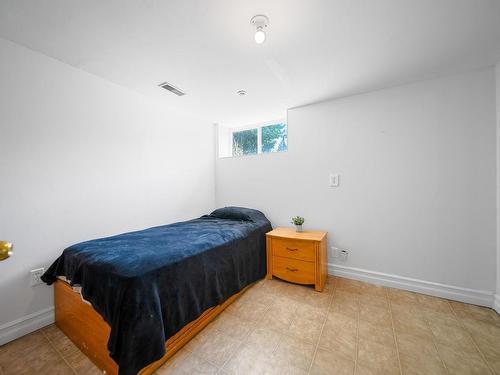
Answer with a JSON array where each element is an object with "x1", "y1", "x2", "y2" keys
[
  {"x1": 254, "y1": 29, "x2": 266, "y2": 44},
  {"x1": 251, "y1": 15, "x2": 269, "y2": 44},
  {"x1": 236, "y1": 90, "x2": 247, "y2": 96}
]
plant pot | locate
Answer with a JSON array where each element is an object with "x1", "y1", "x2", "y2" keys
[{"x1": 295, "y1": 225, "x2": 303, "y2": 232}]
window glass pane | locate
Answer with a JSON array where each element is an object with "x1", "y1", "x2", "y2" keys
[
  {"x1": 232, "y1": 128, "x2": 258, "y2": 156},
  {"x1": 261, "y1": 123, "x2": 288, "y2": 153}
]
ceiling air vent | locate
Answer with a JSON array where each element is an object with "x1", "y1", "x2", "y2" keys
[{"x1": 158, "y1": 82, "x2": 185, "y2": 96}]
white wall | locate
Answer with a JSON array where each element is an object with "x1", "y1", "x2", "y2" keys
[
  {"x1": 0, "y1": 38, "x2": 215, "y2": 341},
  {"x1": 216, "y1": 69, "x2": 497, "y2": 300}
]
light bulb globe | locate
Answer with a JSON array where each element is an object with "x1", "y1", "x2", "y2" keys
[{"x1": 254, "y1": 29, "x2": 266, "y2": 44}]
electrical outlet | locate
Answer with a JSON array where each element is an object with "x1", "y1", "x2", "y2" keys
[
  {"x1": 30, "y1": 268, "x2": 45, "y2": 286},
  {"x1": 329, "y1": 173, "x2": 340, "y2": 187},
  {"x1": 330, "y1": 246, "x2": 349, "y2": 262}
]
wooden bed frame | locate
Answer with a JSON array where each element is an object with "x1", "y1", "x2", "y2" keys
[{"x1": 54, "y1": 280, "x2": 250, "y2": 375}]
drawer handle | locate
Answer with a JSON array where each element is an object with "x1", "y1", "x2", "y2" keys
[
  {"x1": 286, "y1": 247, "x2": 299, "y2": 251},
  {"x1": 286, "y1": 267, "x2": 299, "y2": 272}
]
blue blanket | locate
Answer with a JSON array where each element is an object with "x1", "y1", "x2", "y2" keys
[{"x1": 41, "y1": 207, "x2": 271, "y2": 375}]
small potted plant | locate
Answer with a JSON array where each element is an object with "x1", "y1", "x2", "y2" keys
[{"x1": 291, "y1": 216, "x2": 305, "y2": 232}]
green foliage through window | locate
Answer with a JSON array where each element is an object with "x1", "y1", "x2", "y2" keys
[
  {"x1": 231, "y1": 122, "x2": 287, "y2": 157},
  {"x1": 232, "y1": 128, "x2": 258, "y2": 156},
  {"x1": 262, "y1": 123, "x2": 287, "y2": 153}
]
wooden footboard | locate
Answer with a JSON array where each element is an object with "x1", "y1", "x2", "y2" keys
[{"x1": 54, "y1": 280, "x2": 250, "y2": 375}]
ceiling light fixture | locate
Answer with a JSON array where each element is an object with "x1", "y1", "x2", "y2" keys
[
  {"x1": 251, "y1": 15, "x2": 269, "y2": 44},
  {"x1": 236, "y1": 90, "x2": 247, "y2": 96}
]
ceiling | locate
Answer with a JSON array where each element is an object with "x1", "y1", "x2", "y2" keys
[{"x1": 1, "y1": 0, "x2": 500, "y2": 126}]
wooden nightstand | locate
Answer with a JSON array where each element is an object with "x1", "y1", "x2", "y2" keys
[{"x1": 266, "y1": 227, "x2": 328, "y2": 292}]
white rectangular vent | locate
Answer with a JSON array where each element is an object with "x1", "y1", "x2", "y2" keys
[{"x1": 158, "y1": 82, "x2": 185, "y2": 96}]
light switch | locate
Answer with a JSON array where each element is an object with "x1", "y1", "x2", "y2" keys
[{"x1": 329, "y1": 173, "x2": 339, "y2": 187}]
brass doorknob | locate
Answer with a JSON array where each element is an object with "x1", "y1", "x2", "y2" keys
[{"x1": 0, "y1": 241, "x2": 13, "y2": 261}]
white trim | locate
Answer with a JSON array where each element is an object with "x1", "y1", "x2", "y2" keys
[
  {"x1": 494, "y1": 294, "x2": 500, "y2": 314},
  {"x1": 329, "y1": 264, "x2": 494, "y2": 307},
  {"x1": 257, "y1": 126, "x2": 262, "y2": 155},
  {"x1": 227, "y1": 118, "x2": 287, "y2": 132},
  {"x1": 0, "y1": 307, "x2": 54, "y2": 345}
]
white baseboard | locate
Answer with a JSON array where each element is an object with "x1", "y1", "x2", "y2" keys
[
  {"x1": 329, "y1": 264, "x2": 494, "y2": 308},
  {"x1": 0, "y1": 307, "x2": 54, "y2": 345},
  {"x1": 494, "y1": 294, "x2": 500, "y2": 314}
]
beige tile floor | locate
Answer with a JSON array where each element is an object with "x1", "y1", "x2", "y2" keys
[{"x1": 1, "y1": 276, "x2": 500, "y2": 375}]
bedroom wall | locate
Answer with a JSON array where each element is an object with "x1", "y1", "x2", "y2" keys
[
  {"x1": 0, "y1": 37, "x2": 215, "y2": 343},
  {"x1": 216, "y1": 68, "x2": 497, "y2": 305}
]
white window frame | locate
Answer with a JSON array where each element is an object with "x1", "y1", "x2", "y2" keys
[{"x1": 229, "y1": 119, "x2": 286, "y2": 157}]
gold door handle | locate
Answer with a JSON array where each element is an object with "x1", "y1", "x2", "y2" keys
[{"x1": 0, "y1": 241, "x2": 13, "y2": 261}]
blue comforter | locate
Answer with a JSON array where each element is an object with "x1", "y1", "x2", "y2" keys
[{"x1": 41, "y1": 207, "x2": 271, "y2": 375}]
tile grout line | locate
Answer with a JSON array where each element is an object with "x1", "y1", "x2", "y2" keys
[
  {"x1": 306, "y1": 281, "x2": 336, "y2": 375},
  {"x1": 41, "y1": 328, "x2": 79, "y2": 375},
  {"x1": 447, "y1": 301, "x2": 496, "y2": 375},
  {"x1": 186, "y1": 318, "x2": 229, "y2": 370},
  {"x1": 386, "y1": 289, "x2": 403, "y2": 375},
  {"x1": 215, "y1": 339, "x2": 245, "y2": 375},
  {"x1": 418, "y1": 301, "x2": 451, "y2": 375},
  {"x1": 216, "y1": 291, "x2": 278, "y2": 374},
  {"x1": 352, "y1": 287, "x2": 361, "y2": 375},
  {"x1": 218, "y1": 307, "x2": 275, "y2": 372},
  {"x1": 269, "y1": 293, "x2": 301, "y2": 345},
  {"x1": 216, "y1": 307, "x2": 268, "y2": 371},
  {"x1": 423, "y1": 300, "x2": 451, "y2": 374}
]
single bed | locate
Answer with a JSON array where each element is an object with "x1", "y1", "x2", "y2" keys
[{"x1": 41, "y1": 207, "x2": 272, "y2": 375}]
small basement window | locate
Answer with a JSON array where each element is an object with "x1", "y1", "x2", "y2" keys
[
  {"x1": 218, "y1": 120, "x2": 288, "y2": 158},
  {"x1": 232, "y1": 128, "x2": 258, "y2": 156}
]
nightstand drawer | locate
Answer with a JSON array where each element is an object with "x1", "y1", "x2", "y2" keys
[
  {"x1": 272, "y1": 256, "x2": 315, "y2": 285},
  {"x1": 272, "y1": 237, "x2": 315, "y2": 262}
]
